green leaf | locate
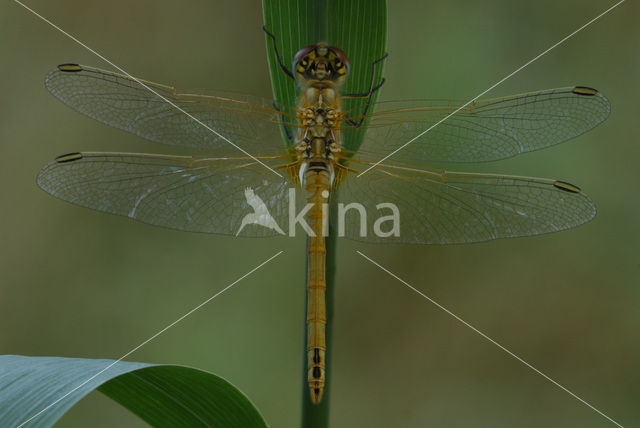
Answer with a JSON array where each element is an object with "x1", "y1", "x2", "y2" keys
[
  {"x1": 0, "y1": 355, "x2": 267, "y2": 428},
  {"x1": 262, "y1": 0, "x2": 387, "y2": 152}
]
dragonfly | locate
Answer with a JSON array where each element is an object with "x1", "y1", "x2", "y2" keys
[{"x1": 37, "y1": 43, "x2": 609, "y2": 404}]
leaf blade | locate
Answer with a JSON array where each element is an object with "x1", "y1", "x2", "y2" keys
[
  {"x1": 262, "y1": 0, "x2": 387, "y2": 152},
  {"x1": 0, "y1": 355, "x2": 267, "y2": 428}
]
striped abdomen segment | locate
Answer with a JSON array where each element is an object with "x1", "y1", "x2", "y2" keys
[{"x1": 305, "y1": 163, "x2": 330, "y2": 404}]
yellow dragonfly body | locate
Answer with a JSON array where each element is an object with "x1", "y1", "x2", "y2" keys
[{"x1": 38, "y1": 46, "x2": 609, "y2": 404}]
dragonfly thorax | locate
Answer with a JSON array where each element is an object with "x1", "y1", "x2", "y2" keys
[{"x1": 296, "y1": 86, "x2": 342, "y2": 187}]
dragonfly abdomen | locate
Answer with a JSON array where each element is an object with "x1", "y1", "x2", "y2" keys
[{"x1": 304, "y1": 165, "x2": 331, "y2": 404}]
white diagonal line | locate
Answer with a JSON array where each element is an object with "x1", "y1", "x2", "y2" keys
[
  {"x1": 14, "y1": 0, "x2": 283, "y2": 178},
  {"x1": 15, "y1": 250, "x2": 284, "y2": 428},
  {"x1": 357, "y1": 0, "x2": 625, "y2": 177},
  {"x1": 356, "y1": 250, "x2": 624, "y2": 428}
]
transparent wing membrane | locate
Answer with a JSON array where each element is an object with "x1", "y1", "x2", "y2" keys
[
  {"x1": 345, "y1": 87, "x2": 610, "y2": 162},
  {"x1": 42, "y1": 64, "x2": 606, "y2": 243},
  {"x1": 45, "y1": 64, "x2": 296, "y2": 154},
  {"x1": 47, "y1": 66, "x2": 609, "y2": 164},
  {"x1": 335, "y1": 155, "x2": 596, "y2": 244},
  {"x1": 38, "y1": 152, "x2": 299, "y2": 236},
  {"x1": 38, "y1": 151, "x2": 595, "y2": 243}
]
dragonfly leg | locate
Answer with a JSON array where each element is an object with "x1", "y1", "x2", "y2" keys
[
  {"x1": 343, "y1": 52, "x2": 389, "y2": 128},
  {"x1": 263, "y1": 26, "x2": 295, "y2": 80},
  {"x1": 270, "y1": 100, "x2": 295, "y2": 143}
]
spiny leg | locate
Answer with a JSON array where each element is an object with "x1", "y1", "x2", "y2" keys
[
  {"x1": 343, "y1": 52, "x2": 389, "y2": 128},
  {"x1": 263, "y1": 26, "x2": 295, "y2": 80},
  {"x1": 264, "y1": 26, "x2": 298, "y2": 141},
  {"x1": 270, "y1": 100, "x2": 296, "y2": 143}
]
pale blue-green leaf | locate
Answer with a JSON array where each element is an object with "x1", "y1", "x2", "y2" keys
[{"x1": 0, "y1": 355, "x2": 267, "y2": 428}]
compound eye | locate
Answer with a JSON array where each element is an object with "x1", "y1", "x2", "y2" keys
[{"x1": 293, "y1": 45, "x2": 317, "y2": 72}]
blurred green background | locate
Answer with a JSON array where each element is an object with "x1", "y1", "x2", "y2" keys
[{"x1": 1, "y1": 1, "x2": 638, "y2": 427}]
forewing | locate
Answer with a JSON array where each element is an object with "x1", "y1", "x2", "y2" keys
[
  {"x1": 37, "y1": 152, "x2": 298, "y2": 237},
  {"x1": 45, "y1": 64, "x2": 295, "y2": 153},
  {"x1": 345, "y1": 87, "x2": 609, "y2": 163}
]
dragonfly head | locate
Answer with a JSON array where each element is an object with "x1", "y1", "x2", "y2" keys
[{"x1": 293, "y1": 43, "x2": 349, "y2": 87}]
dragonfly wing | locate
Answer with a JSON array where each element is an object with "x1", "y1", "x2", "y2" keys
[
  {"x1": 45, "y1": 64, "x2": 294, "y2": 153},
  {"x1": 334, "y1": 161, "x2": 595, "y2": 244},
  {"x1": 345, "y1": 87, "x2": 609, "y2": 163},
  {"x1": 38, "y1": 152, "x2": 299, "y2": 237}
]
